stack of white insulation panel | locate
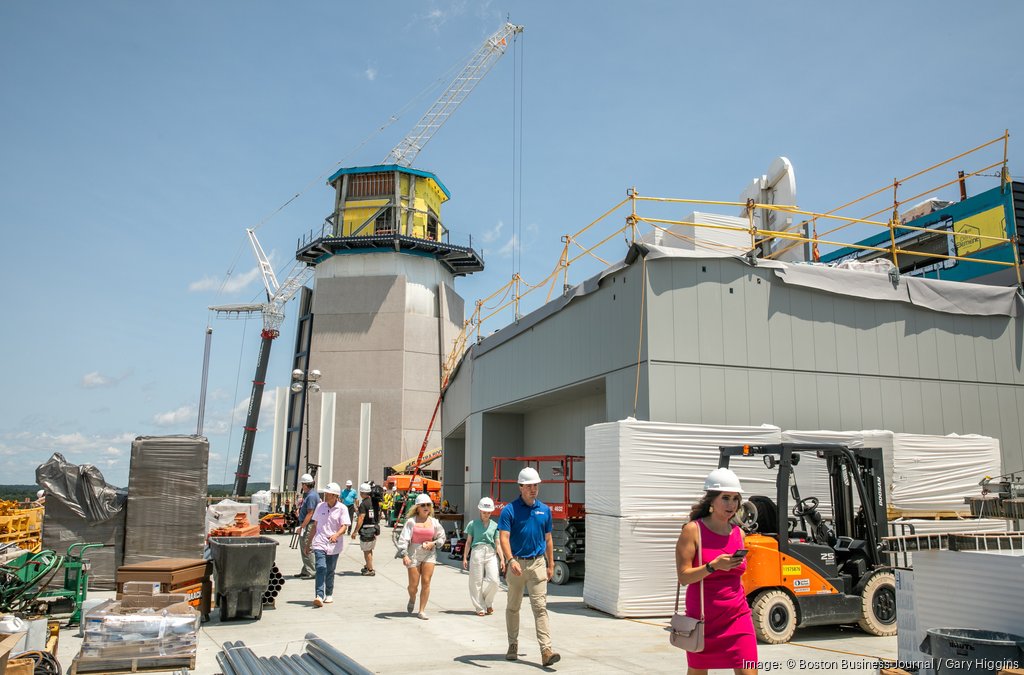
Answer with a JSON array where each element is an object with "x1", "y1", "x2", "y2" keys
[
  {"x1": 786, "y1": 430, "x2": 1001, "y2": 514},
  {"x1": 583, "y1": 419, "x2": 782, "y2": 617}
]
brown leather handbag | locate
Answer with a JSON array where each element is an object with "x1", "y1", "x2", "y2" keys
[{"x1": 669, "y1": 522, "x2": 705, "y2": 652}]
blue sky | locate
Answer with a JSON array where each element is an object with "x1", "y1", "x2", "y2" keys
[{"x1": 2, "y1": 1, "x2": 1022, "y2": 487}]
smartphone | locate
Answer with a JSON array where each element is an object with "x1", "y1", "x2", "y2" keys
[{"x1": 731, "y1": 549, "x2": 749, "y2": 559}]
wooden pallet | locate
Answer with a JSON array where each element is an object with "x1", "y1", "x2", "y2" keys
[{"x1": 69, "y1": 654, "x2": 195, "y2": 674}]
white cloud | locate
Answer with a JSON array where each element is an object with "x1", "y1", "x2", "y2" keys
[
  {"x1": 153, "y1": 405, "x2": 195, "y2": 428},
  {"x1": 188, "y1": 265, "x2": 262, "y2": 293},
  {"x1": 203, "y1": 390, "x2": 276, "y2": 436},
  {"x1": 365, "y1": 66, "x2": 377, "y2": 81},
  {"x1": 0, "y1": 429, "x2": 136, "y2": 472},
  {"x1": 481, "y1": 220, "x2": 504, "y2": 244},
  {"x1": 81, "y1": 369, "x2": 132, "y2": 389},
  {"x1": 498, "y1": 234, "x2": 519, "y2": 258}
]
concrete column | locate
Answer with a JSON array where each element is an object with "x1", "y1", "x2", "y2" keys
[
  {"x1": 318, "y1": 392, "x2": 336, "y2": 485},
  {"x1": 270, "y1": 386, "x2": 287, "y2": 492},
  {"x1": 358, "y1": 402, "x2": 372, "y2": 484}
]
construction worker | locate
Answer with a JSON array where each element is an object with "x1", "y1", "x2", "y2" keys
[
  {"x1": 498, "y1": 466, "x2": 560, "y2": 667},
  {"x1": 340, "y1": 480, "x2": 358, "y2": 528},
  {"x1": 350, "y1": 482, "x2": 379, "y2": 576},
  {"x1": 295, "y1": 474, "x2": 319, "y2": 579}
]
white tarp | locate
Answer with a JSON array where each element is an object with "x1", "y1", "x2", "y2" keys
[
  {"x1": 584, "y1": 419, "x2": 781, "y2": 519},
  {"x1": 888, "y1": 433, "x2": 1000, "y2": 514},
  {"x1": 205, "y1": 499, "x2": 259, "y2": 534},
  {"x1": 785, "y1": 429, "x2": 1001, "y2": 514}
]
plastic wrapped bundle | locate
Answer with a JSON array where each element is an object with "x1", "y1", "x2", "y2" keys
[
  {"x1": 75, "y1": 595, "x2": 199, "y2": 672},
  {"x1": 37, "y1": 453, "x2": 126, "y2": 590},
  {"x1": 584, "y1": 419, "x2": 782, "y2": 518},
  {"x1": 124, "y1": 436, "x2": 209, "y2": 565},
  {"x1": 583, "y1": 513, "x2": 684, "y2": 618}
]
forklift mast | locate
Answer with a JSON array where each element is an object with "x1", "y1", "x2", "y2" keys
[{"x1": 720, "y1": 443, "x2": 887, "y2": 565}]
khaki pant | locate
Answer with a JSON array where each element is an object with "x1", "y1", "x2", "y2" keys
[
  {"x1": 299, "y1": 522, "x2": 315, "y2": 576},
  {"x1": 505, "y1": 556, "x2": 551, "y2": 651}
]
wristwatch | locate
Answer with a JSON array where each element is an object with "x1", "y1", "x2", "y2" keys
[{"x1": 705, "y1": 562, "x2": 714, "y2": 574}]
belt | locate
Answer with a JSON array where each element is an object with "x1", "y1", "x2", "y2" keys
[{"x1": 515, "y1": 554, "x2": 543, "y2": 560}]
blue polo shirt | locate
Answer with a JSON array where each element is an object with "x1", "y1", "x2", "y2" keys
[
  {"x1": 341, "y1": 488, "x2": 357, "y2": 506},
  {"x1": 298, "y1": 489, "x2": 319, "y2": 522},
  {"x1": 498, "y1": 496, "x2": 552, "y2": 558}
]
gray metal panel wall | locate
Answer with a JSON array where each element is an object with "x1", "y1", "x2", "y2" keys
[
  {"x1": 646, "y1": 256, "x2": 1024, "y2": 473},
  {"x1": 466, "y1": 263, "x2": 645, "y2": 416}
]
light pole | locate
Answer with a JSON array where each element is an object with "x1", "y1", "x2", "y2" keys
[{"x1": 291, "y1": 368, "x2": 321, "y2": 476}]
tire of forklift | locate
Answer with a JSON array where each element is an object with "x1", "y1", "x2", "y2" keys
[
  {"x1": 551, "y1": 561, "x2": 570, "y2": 585},
  {"x1": 750, "y1": 589, "x2": 798, "y2": 644},
  {"x1": 857, "y1": 571, "x2": 897, "y2": 636}
]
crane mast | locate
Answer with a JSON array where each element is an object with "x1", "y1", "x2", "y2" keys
[
  {"x1": 210, "y1": 229, "x2": 312, "y2": 496},
  {"x1": 383, "y1": 21, "x2": 524, "y2": 167}
]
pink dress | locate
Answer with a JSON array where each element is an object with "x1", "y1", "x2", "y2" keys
[{"x1": 685, "y1": 519, "x2": 758, "y2": 669}]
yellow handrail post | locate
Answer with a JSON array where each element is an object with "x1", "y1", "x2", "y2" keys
[
  {"x1": 560, "y1": 235, "x2": 570, "y2": 292},
  {"x1": 1002, "y1": 129, "x2": 1011, "y2": 191},
  {"x1": 514, "y1": 273, "x2": 521, "y2": 320},
  {"x1": 629, "y1": 187, "x2": 638, "y2": 243},
  {"x1": 746, "y1": 198, "x2": 757, "y2": 251},
  {"x1": 890, "y1": 178, "x2": 901, "y2": 266}
]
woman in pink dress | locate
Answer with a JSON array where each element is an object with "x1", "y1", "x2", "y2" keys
[{"x1": 674, "y1": 468, "x2": 758, "y2": 674}]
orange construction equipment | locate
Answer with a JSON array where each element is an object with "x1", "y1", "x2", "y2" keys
[
  {"x1": 384, "y1": 475, "x2": 441, "y2": 505},
  {"x1": 208, "y1": 513, "x2": 260, "y2": 538}
]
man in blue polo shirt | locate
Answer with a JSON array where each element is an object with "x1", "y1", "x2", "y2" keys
[{"x1": 498, "y1": 467, "x2": 560, "y2": 667}]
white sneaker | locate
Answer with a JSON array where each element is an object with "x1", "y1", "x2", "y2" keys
[
  {"x1": 313, "y1": 597, "x2": 324, "y2": 608},
  {"x1": 324, "y1": 595, "x2": 333, "y2": 604}
]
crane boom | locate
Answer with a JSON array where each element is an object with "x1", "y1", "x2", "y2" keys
[
  {"x1": 383, "y1": 21, "x2": 524, "y2": 167},
  {"x1": 210, "y1": 229, "x2": 313, "y2": 495}
]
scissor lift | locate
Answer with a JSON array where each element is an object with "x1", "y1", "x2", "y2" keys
[{"x1": 490, "y1": 455, "x2": 585, "y2": 584}]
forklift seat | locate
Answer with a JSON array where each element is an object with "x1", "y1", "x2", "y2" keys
[{"x1": 747, "y1": 495, "x2": 778, "y2": 535}]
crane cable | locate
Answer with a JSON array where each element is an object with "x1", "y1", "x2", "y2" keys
[{"x1": 510, "y1": 29, "x2": 525, "y2": 283}]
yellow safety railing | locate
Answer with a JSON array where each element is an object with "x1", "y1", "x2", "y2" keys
[{"x1": 440, "y1": 133, "x2": 1020, "y2": 385}]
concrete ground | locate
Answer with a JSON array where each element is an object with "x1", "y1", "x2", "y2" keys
[{"x1": 57, "y1": 533, "x2": 898, "y2": 674}]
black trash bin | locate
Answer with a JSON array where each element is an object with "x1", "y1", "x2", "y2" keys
[
  {"x1": 920, "y1": 627, "x2": 1024, "y2": 674},
  {"x1": 209, "y1": 536, "x2": 278, "y2": 621}
]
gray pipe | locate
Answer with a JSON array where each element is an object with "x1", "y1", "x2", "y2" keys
[
  {"x1": 305, "y1": 633, "x2": 375, "y2": 675},
  {"x1": 294, "y1": 654, "x2": 334, "y2": 675},
  {"x1": 216, "y1": 652, "x2": 238, "y2": 675}
]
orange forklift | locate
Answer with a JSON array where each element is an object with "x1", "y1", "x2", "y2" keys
[{"x1": 718, "y1": 443, "x2": 897, "y2": 644}]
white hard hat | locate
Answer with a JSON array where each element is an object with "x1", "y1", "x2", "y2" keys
[
  {"x1": 478, "y1": 497, "x2": 495, "y2": 511},
  {"x1": 517, "y1": 467, "x2": 541, "y2": 485},
  {"x1": 345, "y1": 480, "x2": 353, "y2": 486},
  {"x1": 704, "y1": 468, "x2": 743, "y2": 493},
  {"x1": 36, "y1": 489, "x2": 45, "y2": 498},
  {"x1": 415, "y1": 493, "x2": 433, "y2": 506},
  {"x1": 300, "y1": 473, "x2": 314, "y2": 484},
  {"x1": 322, "y1": 482, "x2": 342, "y2": 496},
  {"x1": 359, "y1": 482, "x2": 371, "y2": 493}
]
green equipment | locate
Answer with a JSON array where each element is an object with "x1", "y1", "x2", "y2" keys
[{"x1": 0, "y1": 543, "x2": 103, "y2": 625}]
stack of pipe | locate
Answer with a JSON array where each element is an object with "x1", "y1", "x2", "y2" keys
[
  {"x1": 261, "y1": 565, "x2": 286, "y2": 605},
  {"x1": 216, "y1": 634, "x2": 373, "y2": 675}
]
